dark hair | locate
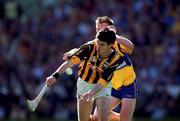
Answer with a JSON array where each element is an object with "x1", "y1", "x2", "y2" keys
[
  {"x1": 96, "y1": 28, "x2": 116, "y2": 45},
  {"x1": 96, "y1": 16, "x2": 114, "y2": 25}
]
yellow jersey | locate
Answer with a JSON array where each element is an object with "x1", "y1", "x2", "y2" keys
[{"x1": 112, "y1": 40, "x2": 136, "y2": 89}]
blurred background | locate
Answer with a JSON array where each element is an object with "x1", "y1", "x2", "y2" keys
[{"x1": 0, "y1": 0, "x2": 179, "y2": 121}]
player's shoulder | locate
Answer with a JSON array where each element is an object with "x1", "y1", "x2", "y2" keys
[{"x1": 80, "y1": 40, "x2": 95, "y2": 51}]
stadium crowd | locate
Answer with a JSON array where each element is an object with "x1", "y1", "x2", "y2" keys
[{"x1": 0, "y1": 0, "x2": 179, "y2": 120}]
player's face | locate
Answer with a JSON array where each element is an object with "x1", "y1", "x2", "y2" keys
[
  {"x1": 96, "y1": 40, "x2": 112, "y2": 57},
  {"x1": 96, "y1": 22, "x2": 109, "y2": 33}
]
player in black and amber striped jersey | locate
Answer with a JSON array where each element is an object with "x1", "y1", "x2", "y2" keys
[
  {"x1": 46, "y1": 28, "x2": 120, "y2": 121},
  {"x1": 70, "y1": 40, "x2": 123, "y2": 86}
]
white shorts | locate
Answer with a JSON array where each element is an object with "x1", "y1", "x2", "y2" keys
[{"x1": 76, "y1": 77, "x2": 112, "y2": 101}]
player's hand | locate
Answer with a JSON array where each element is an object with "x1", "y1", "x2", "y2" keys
[
  {"x1": 79, "y1": 92, "x2": 93, "y2": 102},
  {"x1": 108, "y1": 25, "x2": 117, "y2": 33},
  {"x1": 45, "y1": 76, "x2": 56, "y2": 86}
]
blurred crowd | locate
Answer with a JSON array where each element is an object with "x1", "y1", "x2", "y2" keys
[{"x1": 0, "y1": 0, "x2": 179, "y2": 120}]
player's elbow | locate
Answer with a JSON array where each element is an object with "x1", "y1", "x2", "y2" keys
[
  {"x1": 124, "y1": 38, "x2": 134, "y2": 54},
  {"x1": 128, "y1": 43, "x2": 134, "y2": 54},
  {"x1": 125, "y1": 38, "x2": 134, "y2": 54},
  {"x1": 116, "y1": 35, "x2": 134, "y2": 54}
]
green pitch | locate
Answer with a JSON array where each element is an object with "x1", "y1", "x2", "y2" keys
[{"x1": 3, "y1": 118, "x2": 180, "y2": 121}]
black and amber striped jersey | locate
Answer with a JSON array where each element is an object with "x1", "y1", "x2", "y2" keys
[{"x1": 69, "y1": 40, "x2": 134, "y2": 87}]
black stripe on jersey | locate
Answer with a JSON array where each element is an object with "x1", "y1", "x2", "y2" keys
[
  {"x1": 102, "y1": 66, "x2": 117, "y2": 82},
  {"x1": 109, "y1": 48, "x2": 116, "y2": 59},
  {"x1": 84, "y1": 50, "x2": 97, "y2": 82},
  {"x1": 90, "y1": 50, "x2": 97, "y2": 65},
  {"x1": 107, "y1": 73, "x2": 113, "y2": 82},
  {"x1": 102, "y1": 49, "x2": 116, "y2": 70},
  {"x1": 95, "y1": 57, "x2": 102, "y2": 67},
  {"x1": 79, "y1": 44, "x2": 94, "y2": 78},
  {"x1": 92, "y1": 71, "x2": 100, "y2": 83}
]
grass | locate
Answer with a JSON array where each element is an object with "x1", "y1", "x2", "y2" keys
[
  {"x1": 3, "y1": 117, "x2": 180, "y2": 121},
  {"x1": 134, "y1": 118, "x2": 180, "y2": 121}
]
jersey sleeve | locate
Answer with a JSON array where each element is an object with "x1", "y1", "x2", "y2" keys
[{"x1": 70, "y1": 43, "x2": 93, "y2": 65}]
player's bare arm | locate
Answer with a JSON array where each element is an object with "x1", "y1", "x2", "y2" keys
[
  {"x1": 45, "y1": 60, "x2": 74, "y2": 86},
  {"x1": 116, "y1": 35, "x2": 134, "y2": 54},
  {"x1": 107, "y1": 25, "x2": 134, "y2": 54}
]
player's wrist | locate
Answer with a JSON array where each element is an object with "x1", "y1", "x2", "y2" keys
[
  {"x1": 52, "y1": 72, "x2": 60, "y2": 80},
  {"x1": 88, "y1": 91, "x2": 94, "y2": 97}
]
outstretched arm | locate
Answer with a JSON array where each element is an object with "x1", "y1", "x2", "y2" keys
[
  {"x1": 45, "y1": 60, "x2": 74, "y2": 86},
  {"x1": 53, "y1": 60, "x2": 74, "y2": 76}
]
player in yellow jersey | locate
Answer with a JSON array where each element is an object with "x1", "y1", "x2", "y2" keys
[{"x1": 46, "y1": 28, "x2": 128, "y2": 121}]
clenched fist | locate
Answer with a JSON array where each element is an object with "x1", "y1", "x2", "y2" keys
[{"x1": 45, "y1": 76, "x2": 56, "y2": 86}]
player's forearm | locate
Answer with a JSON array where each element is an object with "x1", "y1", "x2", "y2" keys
[
  {"x1": 53, "y1": 60, "x2": 74, "y2": 76},
  {"x1": 46, "y1": 60, "x2": 74, "y2": 86},
  {"x1": 116, "y1": 35, "x2": 134, "y2": 54}
]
